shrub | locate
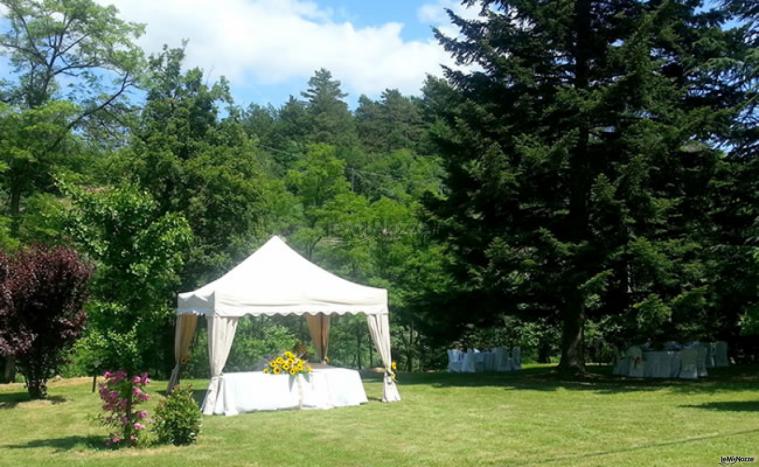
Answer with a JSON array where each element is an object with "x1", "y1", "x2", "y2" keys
[
  {"x1": 98, "y1": 370, "x2": 151, "y2": 447},
  {"x1": 153, "y1": 385, "x2": 202, "y2": 446},
  {"x1": 0, "y1": 246, "x2": 92, "y2": 398}
]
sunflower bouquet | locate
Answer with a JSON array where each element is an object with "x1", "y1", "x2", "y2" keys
[{"x1": 263, "y1": 351, "x2": 312, "y2": 377}]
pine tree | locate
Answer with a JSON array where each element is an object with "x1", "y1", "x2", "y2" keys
[
  {"x1": 301, "y1": 69, "x2": 358, "y2": 148},
  {"x1": 425, "y1": 0, "x2": 751, "y2": 374}
]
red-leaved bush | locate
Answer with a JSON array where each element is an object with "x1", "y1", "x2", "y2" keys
[{"x1": 0, "y1": 246, "x2": 91, "y2": 398}]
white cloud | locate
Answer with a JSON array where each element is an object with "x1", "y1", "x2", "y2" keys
[
  {"x1": 96, "y1": 0, "x2": 461, "y2": 98},
  {"x1": 417, "y1": 0, "x2": 482, "y2": 38}
]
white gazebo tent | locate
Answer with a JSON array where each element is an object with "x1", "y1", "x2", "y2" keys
[{"x1": 167, "y1": 236, "x2": 401, "y2": 415}]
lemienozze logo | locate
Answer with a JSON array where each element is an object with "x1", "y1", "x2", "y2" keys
[{"x1": 720, "y1": 455, "x2": 756, "y2": 466}]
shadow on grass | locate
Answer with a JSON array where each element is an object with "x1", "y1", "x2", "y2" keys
[
  {"x1": 6, "y1": 435, "x2": 105, "y2": 452},
  {"x1": 681, "y1": 400, "x2": 759, "y2": 412},
  {"x1": 0, "y1": 392, "x2": 66, "y2": 409},
  {"x1": 539, "y1": 427, "x2": 759, "y2": 464},
  {"x1": 393, "y1": 364, "x2": 759, "y2": 396}
]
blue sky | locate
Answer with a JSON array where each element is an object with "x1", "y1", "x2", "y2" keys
[{"x1": 88, "y1": 0, "x2": 477, "y2": 109}]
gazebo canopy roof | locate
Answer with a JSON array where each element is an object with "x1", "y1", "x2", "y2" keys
[{"x1": 176, "y1": 236, "x2": 388, "y2": 317}]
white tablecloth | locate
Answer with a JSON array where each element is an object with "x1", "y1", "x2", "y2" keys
[{"x1": 212, "y1": 366, "x2": 368, "y2": 416}]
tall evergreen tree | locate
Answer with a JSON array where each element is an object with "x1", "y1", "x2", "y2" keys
[
  {"x1": 425, "y1": 0, "x2": 751, "y2": 374},
  {"x1": 356, "y1": 90, "x2": 427, "y2": 154},
  {"x1": 301, "y1": 68, "x2": 358, "y2": 148}
]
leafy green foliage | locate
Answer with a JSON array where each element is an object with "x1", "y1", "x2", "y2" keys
[
  {"x1": 153, "y1": 385, "x2": 201, "y2": 446},
  {"x1": 64, "y1": 184, "x2": 192, "y2": 374}
]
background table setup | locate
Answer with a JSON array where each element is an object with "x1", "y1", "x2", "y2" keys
[
  {"x1": 447, "y1": 347, "x2": 522, "y2": 373},
  {"x1": 211, "y1": 364, "x2": 368, "y2": 416},
  {"x1": 613, "y1": 341, "x2": 728, "y2": 379}
]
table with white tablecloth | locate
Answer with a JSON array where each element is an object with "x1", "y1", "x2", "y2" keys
[{"x1": 210, "y1": 366, "x2": 368, "y2": 416}]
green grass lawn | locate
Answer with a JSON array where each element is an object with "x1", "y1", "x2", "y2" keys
[{"x1": 1, "y1": 364, "x2": 758, "y2": 466}]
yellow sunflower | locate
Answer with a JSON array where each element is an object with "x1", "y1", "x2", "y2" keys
[
  {"x1": 273, "y1": 367, "x2": 281, "y2": 375},
  {"x1": 289, "y1": 369, "x2": 297, "y2": 376},
  {"x1": 275, "y1": 357, "x2": 285, "y2": 365}
]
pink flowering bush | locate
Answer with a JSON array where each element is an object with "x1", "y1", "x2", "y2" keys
[{"x1": 98, "y1": 370, "x2": 151, "y2": 447}]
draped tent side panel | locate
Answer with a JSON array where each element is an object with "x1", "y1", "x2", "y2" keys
[
  {"x1": 167, "y1": 313, "x2": 199, "y2": 393},
  {"x1": 306, "y1": 312, "x2": 331, "y2": 362},
  {"x1": 201, "y1": 315, "x2": 240, "y2": 415},
  {"x1": 366, "y1": 313, "x2": 401, "y2": 402}
]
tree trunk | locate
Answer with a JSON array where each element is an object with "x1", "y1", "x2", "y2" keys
[
  {"x1": 557, "y1": 0, "x2": 592, "y2": 378},
  {"x1": 558, "y1": 294, "x2": 586, "y2": 376},
  {"x1": 537, "y1": 338, "x2": 552, "y2": 363},
  {"x1": 2, "y1": 356, "x2": 16, "y2": 384},
  {"x1": 9, "y1": 186, "x2": 22, "y2": 236},
  {"x1": 27, "y1": 378, "x2": 47, "y2": 399}
]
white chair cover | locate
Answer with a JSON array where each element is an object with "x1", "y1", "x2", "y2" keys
[
  {"x1": 669, "y1": 351, "x2": 682, "y2": 378},
  {"x1": 494, "y1": 347, "x2": 512, "y2": 372},
  {"x1": 714, "y1": 341, "x2": 729, "y2": 367},
  {"x1": 696, "y1": 345, "x2": 708, "y2": 377},
  {"x1": 511, "y1": 347, "x2": 521, "y2": 370},
  {"x1": 644, "y1": 351, "x2": 673, "y2": 378},
  {"x1": 679, "y1": 348, "x2": 698, "y2": 379},
  {"x1": 483, "y1": 352, "x2": 496, "y2": 371},
  {"x1": 626, "y1": 346, "x2": 645, "y2": 377},
  {"x1": 705, "y1": 342, "x2": 716, "y2": 368},
  {"x1": 612, "y1": 353, "x2": 630, "y2": 376},
  {"x1": 473, "y1": 350, "x2": 486, "y2": 372},
  {"x1": 447, "y1": 350, "x2": 463, "y2": 373},
  {"x1": 461, "y1": 350, "x2": 477, "y2": 373}
]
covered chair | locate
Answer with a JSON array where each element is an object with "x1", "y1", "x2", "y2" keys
[
  {"x1": 679, "y1": 349, "x2": 699, "y2": 379},
  {"x1": 695, "y1": 345, "x2": 709, "y2": 377},
  {"x1": 626, "y1": 346, "x2": 645, "y2": 378},
  {"x1": 511, "y1": 347, "x2": 522, "y2": 370},
  {"x1": 493, "y1": 347, "x2": 512, "y2": 372},
  {"x1": 167, "y1": 236, "x2": 401, "y2": 415},
  {"x1": 714, "y1": 341, "x2": 729, "y2": 367},
  {"x1": 447, "y1": 349, "x2": 463, "y2": 373}
]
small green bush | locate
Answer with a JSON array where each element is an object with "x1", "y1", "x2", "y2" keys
[{"x1": 153, "y1": 385, "x2": 202, "y2": 446}]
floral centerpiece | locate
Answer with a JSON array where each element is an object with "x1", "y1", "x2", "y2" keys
[{"x1": 264, "y1": 351, "x2": 312, "y2": 377}]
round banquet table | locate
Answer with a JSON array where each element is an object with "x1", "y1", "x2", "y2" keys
[{"x1": 211, "y1": 366, "x2": 368, "y2": 416}]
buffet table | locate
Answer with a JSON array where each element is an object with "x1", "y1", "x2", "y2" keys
[{"x1": 210, "y1": 366, "x2": 368, "y2": 416}]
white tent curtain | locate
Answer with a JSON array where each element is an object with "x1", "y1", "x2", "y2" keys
[
  {"x1": 366, "y1": 313, "x2": 401, "y2": 402},
  {"x1": 167, "y1": 314, "x2": 198, "y2": 393},
  {"x1": 306, "y1": 313, "x2": 330, "y2": 362},
  {"x1": 201, "y1": 315, "x2": 239, "y2": 415}
]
